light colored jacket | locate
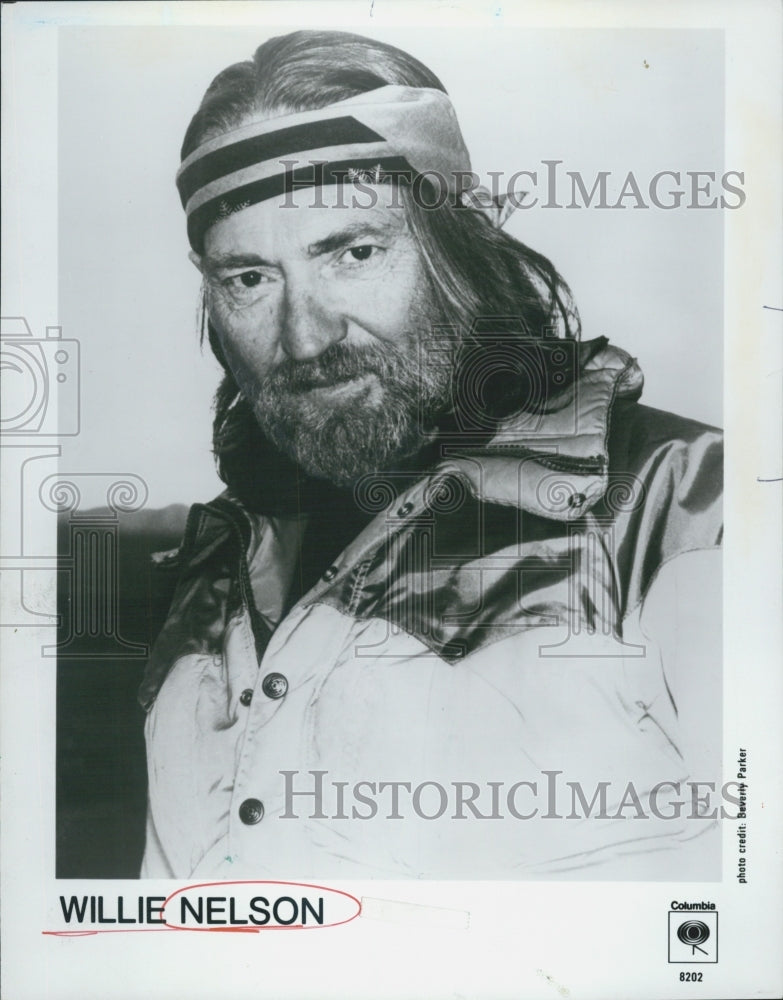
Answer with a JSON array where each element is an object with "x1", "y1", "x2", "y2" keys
[{"x1": 140, "y1": 343, "x2": 723, "y2": 880}]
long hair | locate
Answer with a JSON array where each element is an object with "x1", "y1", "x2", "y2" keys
[{"x1": 183, "y1": 30, "x2": 584, "y2": 511}]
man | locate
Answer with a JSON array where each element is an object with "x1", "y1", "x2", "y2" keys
[{"x1": 139, "y1": 30, "x2": 722, "y2": 879}]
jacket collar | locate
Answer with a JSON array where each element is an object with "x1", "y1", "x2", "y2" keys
[{"x1": 431, "y1": 341, "x2": 643, "y2": 521}]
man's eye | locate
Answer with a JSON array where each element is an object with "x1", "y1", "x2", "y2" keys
[
  {"x1": 343, "y1": 245, "x2": 379, "y2": 263},
  {"x1": 214, "y1": 268, "x2": 273, "y2": 304},
  {"x1": 236, "y1": 270, "x2": 263, "y2": 287},
  {"x1": 218, "y1": 270, "x2": 269, "y2": 297}
]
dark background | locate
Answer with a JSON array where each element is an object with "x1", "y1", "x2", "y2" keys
[{"x1": 56, "y1": 505, "x2": 187, "y2": 877}]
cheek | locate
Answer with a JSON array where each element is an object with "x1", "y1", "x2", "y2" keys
[
  {"x1": 209, "y1": 295, "x2": 281, "y2": 381},
  {"x1": 342, "y1": 257, "x2": 431, "y2": 343}
]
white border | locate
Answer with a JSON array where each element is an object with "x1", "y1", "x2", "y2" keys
[{"x1": 2, "y1": 2, "x2": 781, "y2": 998}]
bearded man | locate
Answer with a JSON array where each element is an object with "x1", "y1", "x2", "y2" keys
[{"x1": 138, "y1": 30, "x2": 723, "y2": 879}]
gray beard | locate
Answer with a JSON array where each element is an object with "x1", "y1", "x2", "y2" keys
[{"x1": 246, "y1": 339, "x2": 455, "y2": 487}]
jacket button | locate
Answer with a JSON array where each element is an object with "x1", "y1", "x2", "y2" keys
[
  {"x1": 397, "y1": 501, "x2": 414, "y2": 517},
  {"x1": 261, "y1": 672, "x2": 288, "y2": 700},
  {"x1": 239, "y1": 798, "x2": 264, "y2": 825},
  {"x1": 568, "y1": 492, "x2": 586, "y2": 508},
  {"x1": 239, "y1": 689, "x2": 253, "y2": 707},
  {"x1": 322, "y1": 565, "x2": 338, "y2": 581}
]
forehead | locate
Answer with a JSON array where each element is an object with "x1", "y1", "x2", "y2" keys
[{"x1": 202, "y1": 183, "x2": 409, "y2": 258}]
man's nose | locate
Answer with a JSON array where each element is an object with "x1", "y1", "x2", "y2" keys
[{"x1": 279, "y1": 276, "x2": 347, "y2": 361}]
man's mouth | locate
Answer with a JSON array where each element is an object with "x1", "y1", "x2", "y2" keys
[{"x1": 302, "y1": 372, "x2": 377, "y2": 398}]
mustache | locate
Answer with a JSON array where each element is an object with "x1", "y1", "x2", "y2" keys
[{"x1": 261, "y1": 342, "x2": 412, "y2": 394}]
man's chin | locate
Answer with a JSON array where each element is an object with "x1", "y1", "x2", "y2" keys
[
  {"x1": 258, "y1": 410, "x2": 426, "y2": 488},
  {"x1": 252, "y1": 371, "x2": 445, "y2": 487}
]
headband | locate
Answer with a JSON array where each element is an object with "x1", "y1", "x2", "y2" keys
[{"x1": 177, "y1": 85, "x2": 492, "y2": 252}]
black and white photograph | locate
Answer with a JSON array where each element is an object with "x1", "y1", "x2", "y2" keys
[{"x1": 2, "y1": 2, "x2": 781, "y2": 998}]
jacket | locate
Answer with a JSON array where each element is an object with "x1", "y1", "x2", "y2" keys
[{"x1": 139, "y1": 343, "x2": 723, "y2": 880}]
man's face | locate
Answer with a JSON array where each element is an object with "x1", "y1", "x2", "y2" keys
[{"x1": 199, "y1": 185, "x2": 452, "y2": 486}]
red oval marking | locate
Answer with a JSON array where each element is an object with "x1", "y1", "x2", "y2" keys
[{"x1": 163, "y1": 880, "x2": 362, "y2": 932}]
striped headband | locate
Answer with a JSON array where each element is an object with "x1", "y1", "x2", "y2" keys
[{"x1": 176, "y1": 85, "x2": 473, "y2": 252}]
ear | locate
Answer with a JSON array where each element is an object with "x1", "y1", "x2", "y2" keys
[{"x1": 188, "y1": 250, "x2": 204, "y2": 273}]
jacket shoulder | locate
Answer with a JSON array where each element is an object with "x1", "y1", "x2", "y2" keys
[
  {"x1": 607, "y1": 400, "x2": 723, "y2": 511},
  {"x1": 604, "y1": 400, "x2": 722, "y2": 614},
  {"x1": 607, "y1": 399, "x2": 722, "y2": 469}
]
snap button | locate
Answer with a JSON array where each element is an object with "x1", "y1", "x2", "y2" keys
[
  {"x1": 238, "y1": 798, "x2": 264, "y2": 825},
  {"x1": 396, "y1": 501, "x2": 414, "y2": 517},
  {"x1": 239, "y1": 688, "x2": 253, "y2": 707},
  {"x1": 568, "y1": 492, "x2": 586, "y2": 508},
  {"x1": 261, "y1": 672, "x2": 288, "y2": 700},
  {"x1": 322, "y1": 565, "x2": 338, "y2": 582}
]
